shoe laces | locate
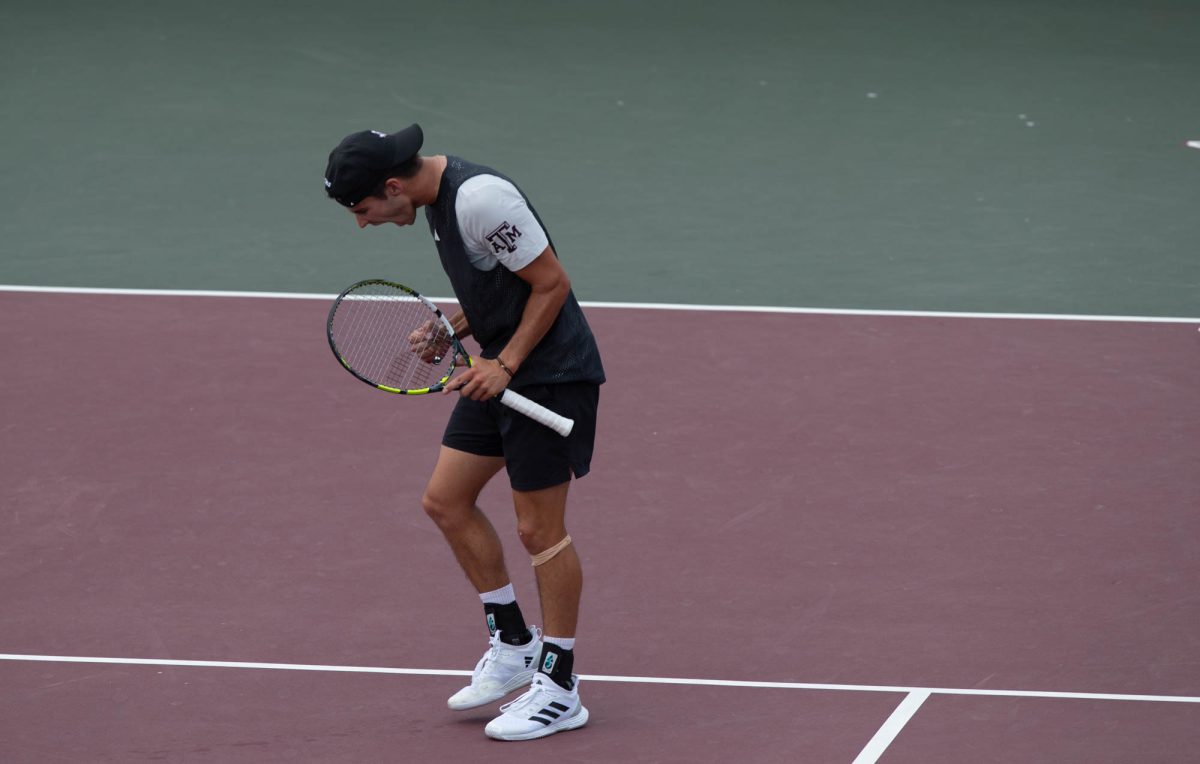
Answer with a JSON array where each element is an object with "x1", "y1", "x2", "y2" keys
[
  {"x1": 472, "y1": 630, "x2": 507, "y2": 680},
  {"x1": 499, "y1": 673, "x2": 563, "y2": 715}
]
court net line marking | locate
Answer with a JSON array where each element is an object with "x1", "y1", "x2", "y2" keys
[
  {"x1": 2, "y1": 653, "x2": 1198, "y2": 705},
  {"x1": 2, "y1": 284, "x2": 1197, "y2": 324}
]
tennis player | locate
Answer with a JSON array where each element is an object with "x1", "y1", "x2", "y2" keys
[{"x1": 323, "y1": 124, "x2": 604, "y2": 741}]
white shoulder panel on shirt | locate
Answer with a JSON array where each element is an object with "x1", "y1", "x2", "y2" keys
[{"x1": 455, "y1": 174, "x2": 550, "y2": 272}]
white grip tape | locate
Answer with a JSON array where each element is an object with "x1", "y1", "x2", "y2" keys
[{"x1": 498, "y1": 389, "x2": 574, "y2": 437}]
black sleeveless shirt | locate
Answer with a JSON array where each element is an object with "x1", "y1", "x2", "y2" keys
[{"x1": 425, "y1": 156, "x2": 605, "y2": 389}]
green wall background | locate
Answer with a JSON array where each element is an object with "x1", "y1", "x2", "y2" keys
[{"x1": 2, "y1": 0, "x2": 1197, "y2": 315}]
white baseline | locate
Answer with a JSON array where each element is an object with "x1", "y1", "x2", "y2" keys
[
  {"x1": 1, "y1": 284, "x2": 1197, "y2": 324},
  {"x1": 1, "y1": 653, "x2": 1198, "y2": 705}
]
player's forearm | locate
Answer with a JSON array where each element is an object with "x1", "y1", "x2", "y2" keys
[
  {"x1": 498, "y1": 275, "x2": 570, "y2": 372},
  {"x1": 449, "y1": 310, "x2": 471, "y2": 338}
]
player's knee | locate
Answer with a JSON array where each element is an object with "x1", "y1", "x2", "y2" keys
[
  {"x1": 421, "y1": 492, "x2": 467, "y2": 531},
  {"x1": 516, "y1": 521, "x2": 564, "y2": 556}
]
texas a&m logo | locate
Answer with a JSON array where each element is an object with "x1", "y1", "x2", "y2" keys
[{"x1": 486, "y1": 221, "x2": 523, "y2": 254}]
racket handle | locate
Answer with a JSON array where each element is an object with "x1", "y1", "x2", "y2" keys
[{"x1": 498, "y1": 389, "x2": 575, "y2": 437}]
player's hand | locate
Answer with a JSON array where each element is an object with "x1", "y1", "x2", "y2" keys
[
  {"x1": 408, "y1": 320, "x2": 451, "y2": 363},
  {"x1": 445, "y1": 358, "x2": 510, "y2": 401}
]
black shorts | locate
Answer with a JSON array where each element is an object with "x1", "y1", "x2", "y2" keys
[{"x1": 442, "y1": 382, "x2": 601, "y2": 492}]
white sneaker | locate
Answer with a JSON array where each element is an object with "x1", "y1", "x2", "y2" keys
[
  {"x1": 447, "y1": 626, "x2": 542, "y2": 711},
  {"x1": 484, "y1": 673, "x2": 589, "y2": 741}
]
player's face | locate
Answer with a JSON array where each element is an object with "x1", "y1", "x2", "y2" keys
[{"x1": 350, "y1": 187, "x2": 416, "y2": 228}]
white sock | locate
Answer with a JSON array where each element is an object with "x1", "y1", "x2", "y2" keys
[
  {"x1": 479, "y1": 583, "x2": 516, "y2": 606},
  {"x1": 543, "y1": 635, "x2": 575, "y2": 651}
]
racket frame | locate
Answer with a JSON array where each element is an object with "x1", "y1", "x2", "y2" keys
[
  {"x1": 327, "y1": 279, "x2": 575, "y2": 437},
  {"x1": 327, "y1": 279, "x2": 463, "y2": 396}
]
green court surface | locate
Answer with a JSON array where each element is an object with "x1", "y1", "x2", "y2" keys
[{"x1": 1, "y1": 0, "x2": 1197, "y2": 315}]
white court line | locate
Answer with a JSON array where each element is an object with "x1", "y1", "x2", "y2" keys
[
  {"x1": 1, "y1": 284, "x2": 1197, "y2": 324},
  {"x1": 853, "y1": 690, "x2": 931, "y2": 764},
  {"x1": 2, "y1": 653, "x2": 1199, "y2": 705},
  {"x1": 0, "y1": 284, "x2": 338, "y2": 300},
  {"x1": 0, "y1": 654, "x2": 470, "y2": 677}
]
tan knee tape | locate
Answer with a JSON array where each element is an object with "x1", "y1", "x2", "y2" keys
[{"x1": 530, "y1": 535, "x2": 572, "y2": 567}]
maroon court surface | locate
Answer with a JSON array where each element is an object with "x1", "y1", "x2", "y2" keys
[{"x1": 2, "y1": 291, "x2": 1199, "y2": 762}]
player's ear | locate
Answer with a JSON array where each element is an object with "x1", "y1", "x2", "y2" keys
[{"x1": 384, "y1": 177, "x2": 406, "y2": 197}]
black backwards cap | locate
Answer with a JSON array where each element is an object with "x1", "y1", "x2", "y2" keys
[{"x1": 324, "y1": 123, "x2": 424, "y2": 207}]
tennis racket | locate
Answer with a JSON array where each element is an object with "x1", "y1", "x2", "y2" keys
[{"x1": 327, "y1": 279, "x2": 574, "y2": 437}]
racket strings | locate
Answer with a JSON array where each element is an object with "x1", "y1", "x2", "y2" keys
[{"x1": 331, "y1": 285, "x2": 451, "y2": 391}]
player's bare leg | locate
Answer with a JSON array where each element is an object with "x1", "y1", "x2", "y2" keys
[
  {"x1": 485, "y1": 480, "x2": 589, "y2": 741},
  {"x1": 421, "y1": 446, "x2": 509, "y2": 591},
  {"x1": 426, "y1": 446, "x2": 542, "y2": 711},
  {"x1": 513, "y1": 481, "x2": 581, "y2": 638}
]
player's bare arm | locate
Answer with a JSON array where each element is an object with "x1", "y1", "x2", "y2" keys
[
  {"x1": 502, "y1": 247, "x2": 572, "y2": 371},
  {"x1": 448, "y1": 310, "x2": 471, "y2": 338},
  {"x1": 448, "y1": 247, "x2": 570, "y2": 401}
]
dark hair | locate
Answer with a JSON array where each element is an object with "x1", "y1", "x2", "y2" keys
[{"x1": 366, "y1": 155, "x2": 423, "y2": 198}]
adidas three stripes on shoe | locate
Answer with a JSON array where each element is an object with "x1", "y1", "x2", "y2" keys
[{"x1": 484, "y1": 672, "x2": 589, "y2": 741}]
